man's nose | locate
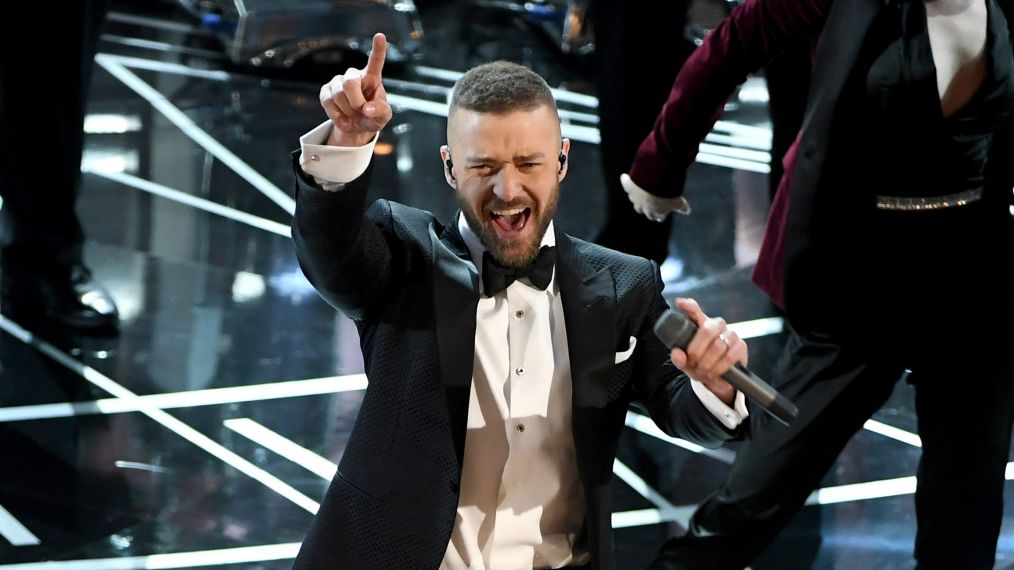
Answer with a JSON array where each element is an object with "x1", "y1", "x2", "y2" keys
[{"x1": 492, "y1": 166, "x2": 522, "y2": 202}]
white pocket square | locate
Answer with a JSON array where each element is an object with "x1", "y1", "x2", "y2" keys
[{"x1": 614, "y1": 336, "x2": 637, "y2": 364}]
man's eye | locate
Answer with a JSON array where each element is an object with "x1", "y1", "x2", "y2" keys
[{"x1": 519, "y1": 162, "x2": 539, "y2": 170}]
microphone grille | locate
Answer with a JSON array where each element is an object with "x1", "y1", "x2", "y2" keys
[{"x1": 653, "y1": 309, "x2": 697, "y2": 350}]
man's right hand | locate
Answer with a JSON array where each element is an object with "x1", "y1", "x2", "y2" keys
[
  {"x1": 668, "y1": 298, "x2": 744, "y2": 407},
  {"x1": 319, "y1": 33, "x2": 393, "y2": 147}
]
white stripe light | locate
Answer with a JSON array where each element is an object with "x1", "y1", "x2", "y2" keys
[
  {"x1": 0, "y1": 315, "x2": 320, "y2": 514},
  {"x1": 0, "y1": 543, "x2": 300, "y2": 569},
  {"x1": 95, "y1": 55, "x2": 296, "y2": 215},
  {"x1": 224, "y1": 418, "x2": 338, "y2": 480},
  {"x1": 0, "y1": 504, "x2": 40, "y2": 547}
]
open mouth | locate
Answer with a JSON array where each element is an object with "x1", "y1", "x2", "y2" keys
[{"x1": 488, "y1": 206, "x2": 532, "y2": 238}]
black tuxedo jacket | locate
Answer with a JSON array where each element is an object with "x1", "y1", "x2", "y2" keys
[{"x1": 288, "y1": 159, "x2": 739, "y2": 570}]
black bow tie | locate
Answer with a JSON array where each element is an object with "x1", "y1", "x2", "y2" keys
[{"x1": 481, "y1": 246, "x2": 557, "y2": 297}]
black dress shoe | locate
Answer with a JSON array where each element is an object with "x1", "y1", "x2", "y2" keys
[{"x1": 1, "y1": 263, "x2": 119, "y2": 332}]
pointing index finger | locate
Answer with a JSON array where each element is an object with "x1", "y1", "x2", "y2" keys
[{"x1": 365, "y1": 33, "x2": 388, "y2": 80}]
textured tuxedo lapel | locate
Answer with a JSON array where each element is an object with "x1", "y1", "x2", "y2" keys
[
  {"x1": 431, "y1": 216, "x2": 480, "y2": 465},
  {"x1": 432, "y1": 214, "x2": 479, "y2": 389},
  {"x1": 555, "y1": 232, "x2": 625, "y2": 569},
  {"x1": 555, "y1": 231, "x2": 616, "y2": 409}
]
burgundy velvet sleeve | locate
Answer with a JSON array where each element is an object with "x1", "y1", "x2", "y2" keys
[{"x1": 628, "y1": 0, "x2": 832, "y2": 197}]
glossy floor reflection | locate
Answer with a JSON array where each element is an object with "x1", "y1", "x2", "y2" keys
[{"x1": 1, "y1": 1, "x2": 1012, "y2": 569}]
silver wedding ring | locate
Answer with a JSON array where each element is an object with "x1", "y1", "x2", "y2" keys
[{"x1": 718, "y1": 333, "x2": 731, "y2": 348}]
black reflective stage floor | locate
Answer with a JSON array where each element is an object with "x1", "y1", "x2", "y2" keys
[{"x1": 1, "y1": 1, "x2": 1012, "y2": 569}]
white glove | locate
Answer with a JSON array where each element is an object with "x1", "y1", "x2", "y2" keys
[{"x1": 621, "y1": 173, "x2": 692, "y2": 222}]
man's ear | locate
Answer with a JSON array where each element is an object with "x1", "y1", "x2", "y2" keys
[
  {"x1": 440, "y1": 144, "x2": 456, "y2": 188},
  {"x1": 558, "y1": 138, "x2": 571, "y2": 182}
]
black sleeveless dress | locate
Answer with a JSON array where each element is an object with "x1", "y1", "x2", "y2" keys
[{"x1": 848, "y1": 0, "x2": 1014, "y2": 359}]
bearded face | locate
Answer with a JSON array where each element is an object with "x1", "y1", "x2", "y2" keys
[
  {"x1": 443, "y1": 105, "x2": 569, "y2": 268},
  {"x1": 457, "y1": 181, "x2": 559, "y2": 267}
]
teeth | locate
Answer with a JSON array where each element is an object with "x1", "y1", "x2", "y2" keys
[{"x1": 492, "y1": 208, "x2": 525, "y2": 216}]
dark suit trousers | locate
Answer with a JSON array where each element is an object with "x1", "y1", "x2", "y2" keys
[
  {"x1": 653, "y1": 327, "x2": 1014, "y2": 570},
  {"x1": 590, "y1": 0, "x2": 690, "y2": 264},
  {"x1": 0, "y1": 0, "x2": 108, "y2": 268}
]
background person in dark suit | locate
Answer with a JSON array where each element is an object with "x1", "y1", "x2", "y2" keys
[
  {"x1": 0, "y1": 0, "x2": 119, "y2": 331},
  {"x1": 590, "y1": 0, "x2": 693, "y2": 265},
  {"x1": 622, "y1": 0, "x2": 1014, "y2": 568},
  {"x1": 289, "y1": 34, "x2": 755, "y2": 570}
]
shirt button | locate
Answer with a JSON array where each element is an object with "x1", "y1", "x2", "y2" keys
[
  {"x1": 515, "y1": 309, "x2": 525, "y2": 319},
  {"x1": 309, "y1": 154, "x2": 320, "y2": 161},
  {"x1": 515, "y1": 367, "x2": 525, "y2": 376},
  {"x1": 516, "y1": 424, "x2": 525, "y2": 433},
  {"x1": 723, "y1": 411, "x2": 732, "y2": 418}
]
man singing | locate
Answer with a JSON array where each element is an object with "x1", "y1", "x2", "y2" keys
[{"x1": 290, "y1": 34, "x2": 751, "y2": 570}]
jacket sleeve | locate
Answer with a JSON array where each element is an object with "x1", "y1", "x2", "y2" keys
[
  {"x1": 628, "y1": 0, "x2": 831, "y2": 198},
  {"x1": 629, "y1": 261, "x2": 743, "y2": 447},
  {"x1": 290, "y1": 151, "x2": 401, "y2": 321}
]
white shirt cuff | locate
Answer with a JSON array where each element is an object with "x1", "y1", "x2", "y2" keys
[
  {"x1": 621, "y1": 173, "x2": 692, "y2": 220},
  {"x1": 298, "y1": 120, "x2": 378, "y2": 191},
  {"x1": 691, "y1": 379, "x2": 749, "y2": 430}
]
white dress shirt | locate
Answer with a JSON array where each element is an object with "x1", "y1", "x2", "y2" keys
[
  {"x1": 297, "y1": 121, "x2": 748, "y2": 569},
  {"x1": 442, "y1": 217, "x2": 588, "y2": 569}
]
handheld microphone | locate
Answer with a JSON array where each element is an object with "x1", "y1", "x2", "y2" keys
[{"x1": 654, "y1": 309, "x2": 798, "y2": 426}]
